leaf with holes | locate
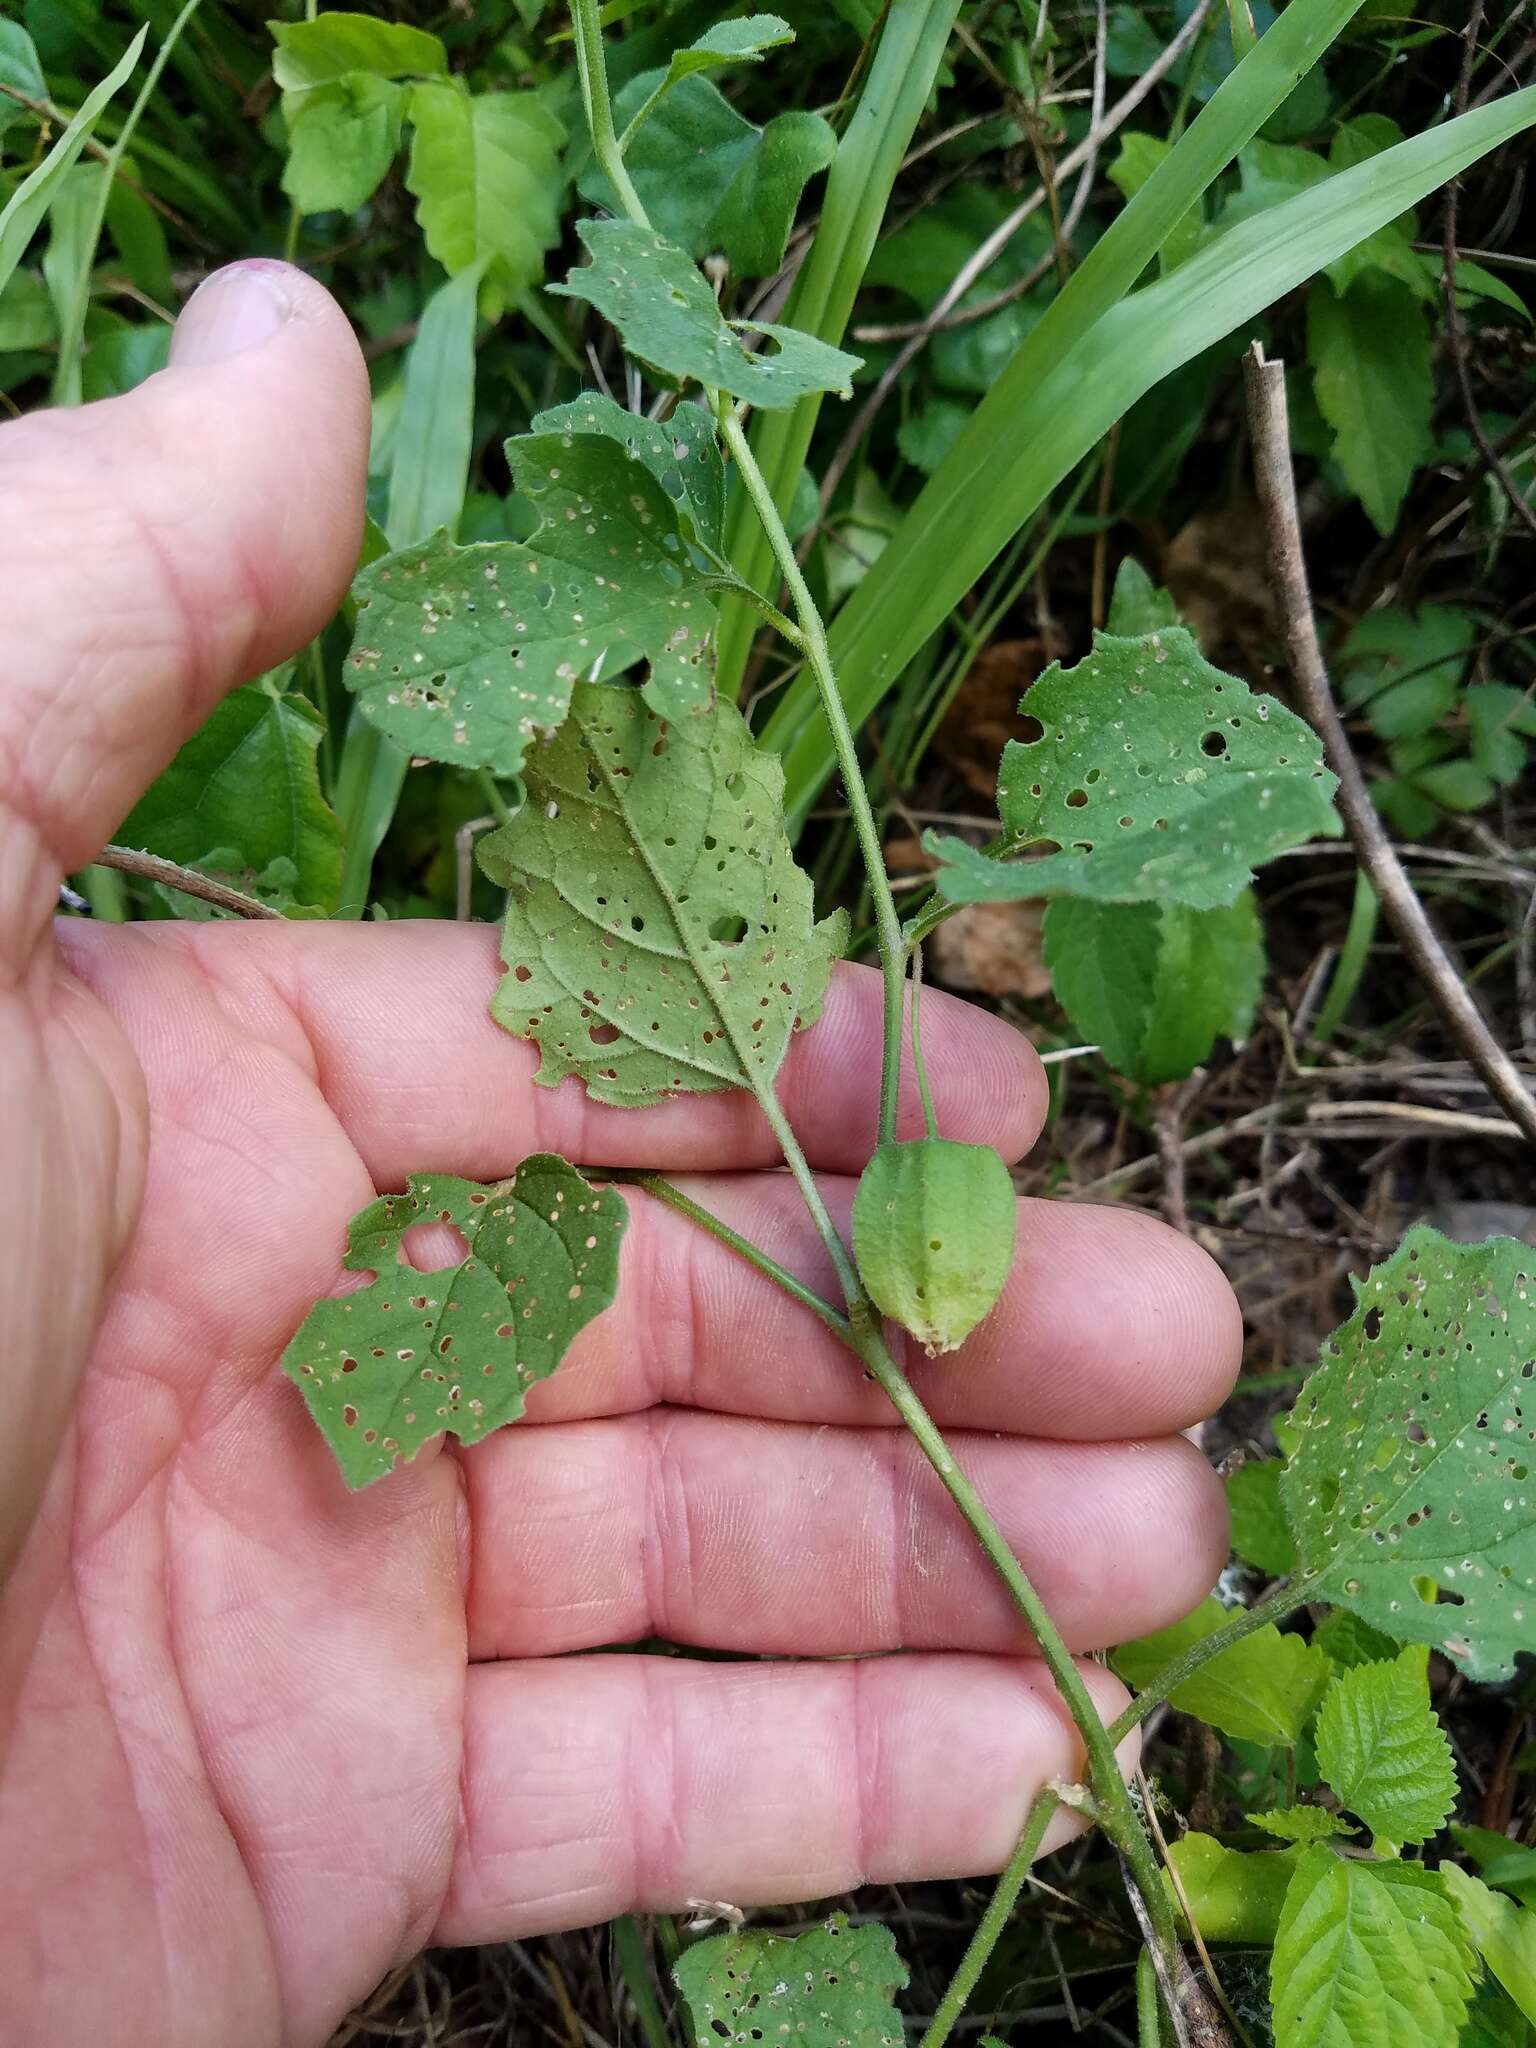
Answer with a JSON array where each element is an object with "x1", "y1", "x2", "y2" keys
[
  {"x1": 551, "y1": 218, "x2": 861, "y2": 409},
  {"x1": 477, "y1": 682, "x2": 845, "y2": 1108},
  {"x1": 1281, "y1": 1229, "x2": 1536, "y2": 1681},
  {"x1": 672, "y1": 1913, "x2": 906, "y2": 2048},
  {"x1": 345, "y1": 431, "x2": 717, "y2": 774},
  {"x1": 926, "y1": 629, "x2": 1340, "y2": 912},
  {"x1": 1314, "y1": 1648, "x2": 1457, "y2": 1845},
  {"x1": 282, "y1": 1160, "x2": 625, "y2": 1490},
  {"x1": 530, "y1": 390, "x2": 725, "y2": 555},
  {"x1": 1271, "y1": 1850, "x2": 1475, "y2": 2048},
  {"x1": 1112, "y1": 1595, "x2": 1330, "y2": 1746}
]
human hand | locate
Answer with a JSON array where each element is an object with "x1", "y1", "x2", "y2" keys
[{"x1": 0, "y1": 262, "x2": 1240, "y2": 2047}]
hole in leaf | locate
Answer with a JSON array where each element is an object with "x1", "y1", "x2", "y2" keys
[{"x1": 710, "y1": 914, "x2": 749, "y2": 944}]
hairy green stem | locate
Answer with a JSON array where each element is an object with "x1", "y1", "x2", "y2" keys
[
  {"x1": 1108, "y1": 1578, "x2": 1315, "y2": 1743},
  {"x1": 1137, "y1": 1948, "x2": 1163, "y2": 2048},
  {"x1": 720, "y1": 410, "x2": 908, "y2": 1146},
  {"x1": 918, "y1": 1791, "x2": 1060, "y2": 2048},
  {"x1": 571, "y1": 0, "x2": 651, "y2": 230},
  {"x1": 620, "y1": 1174, "x2": 851, "y2": 1339},
  {"x1": 908, "y1": 946, "x2": 939, "y2": 1141}
]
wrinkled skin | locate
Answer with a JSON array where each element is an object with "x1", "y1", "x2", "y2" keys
[{"x1": 0, "y1": 263, "x2": 1241, "y2": 2047}]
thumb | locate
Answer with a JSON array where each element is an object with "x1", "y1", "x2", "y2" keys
[{"x1": 0, "y1": 259, "x2": 369, "y2": 958}]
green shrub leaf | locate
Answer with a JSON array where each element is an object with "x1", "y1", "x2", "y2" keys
[
  {"x1": 552, "y1": 219, "x2": 861, "y2": 408},
  {"x1": 282, "y1": 1160, "x2": 625, "y2": 1490},
  {"x1": 406, "y1": 82, "x2": 564, "y2": 298},
  {"x1": 1251, "y1": 1806, "x2": 1355, "y2": 1843},
  {"x1": 1227, "y1": 1457, "x2": 1300, "y2": 1576},
  {"x1": 269, "y1": 13, "x2": 445, "y2": 90},
  {"x1": 1112, "y1": 1596, "x2": 1330, "y2": 1745},
  {"x1": 928, "y1": 628, "x2": 1340, "y2": 911},
  {"x1": 1271, "y1": 1849, "x2": 1475, "y2": 2048},
  {"x1": 530, "y1": 390, "x2": 725, "y2": 554},
  {"x1": 672, "y1": 1914, "x2": 906, "y2": 2048},
  {"x1": 1281, "y1": 1228, "x2": 1536, "y2": 1680},
  {"x1": 346, "y1": 431, "x2": 716, "y2": 775},
  {"x1": 1043, "y1": 892, "x2": 1264, "y2": 1082},
  {"x1": 281, "y1": 74, "x2": 404, "y2": 215},
  {"x1": 116, "y1": 678, "x2": 342, "y2": 913},
  {"x1": 479, "y1": 683, "x2": 845, "y2": 1107},
  {"x1": 1442, "y1": 1867, "x2": 1536, "y2": 2025},
  {"x1": 1166, "y1": 1834, "x2": 1302, "y2": 1944},
  {"x1": 1308, "y1": 273, "x2": 1434, "y2": 536},
  {"x1": 1461, "y1": 1981, "x2": 1536, "y2": 2048},
  {"x1": 1314, "y1": 1649, "x2": 1457, "y2": 1845}
]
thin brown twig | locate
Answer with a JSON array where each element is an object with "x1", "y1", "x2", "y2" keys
[
  {"x1": 1242, "y1": 341, "x2": 1536, "y2": 1149},
  {"x1": 1154, "y1": 1069, "x2": 1206, "y2": 1235},
  {"x1": 95, "y1": 845, "x2": 285, "y2": 920},
  {"x1": 1442, "y1": 0, "x2": 1536, "y2": 547}
]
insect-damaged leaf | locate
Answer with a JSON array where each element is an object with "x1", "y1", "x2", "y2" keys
[
  {"x1": 552, "y1": 218, "x2": 861, "y2": 409},
  {"x1": 345, "y1": 430, "x2": 716, "y2": 775},
  {"x1": 673, "y1": 1914, "x2": 906, "y2": 2048},
  {"x1": 283, "y1": 1160, "x2": 625, "y2": 1489},
  {"x1": 1281, "y1": 1228, "x2": 1536, "y2": 1681},
  {"x1": 530, "y1": 389, "x2": 725, "y2": 554},
  {"x1": 478, "y1": 682, "x2": 846, "y2": 1108},
  {"x1": 926, "y1": 628, "x2": 1341, "y2": 912}
]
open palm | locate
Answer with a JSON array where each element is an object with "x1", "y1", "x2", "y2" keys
[{"x1": 0, "y1": 265, "x2": 1239, "y2": 2048}]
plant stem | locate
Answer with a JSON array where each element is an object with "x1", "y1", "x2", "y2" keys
[
  {"x1": 918, "y1": 1791, "x2": 1060, "y2": 2048},
  {"x1": 1137, "y1": 1948, "x2": 1163, "y2": 2048},
  {"x1": 619, "y1": 1174, "x2": 851, "y2": 1339},
  {"x1": 571, "y1": 0, "x2": 651, "y2": 230},
  {"x1": 1107, "y1": 1578, "x2": 1315, "y2": 1743},
  {"x1": 757, "y1": 1091, "x2": 863, "y2": 1306},
  {"x1": 610, "y1": 1916, "x2": 674, "y2": 2048},
  {"x1": 721, "y1": 409, "x2": 908, "y2": 1146},
  {"x1": 908, "y1": 945, "x2": 939, "y2": 1141}
]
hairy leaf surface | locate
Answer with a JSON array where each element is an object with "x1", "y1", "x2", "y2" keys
[
  {"x1": 553, "y1": 219, "x2": 860, "y2": 408},
  {"x1": 928, "y1": 629, "x2": 1340, "y2": 911},
  {"x1": 283, "y1": 1161, "x2": 625, "y2": 1489},
  {"x1": 531, "y1": 390, "x2": 725, "y2": 554},
  {"x1": 479, "y1": 683, "x2": 844, "y2": 1107},
  {"x1": 1314, "y1": 1649, "x2": 1457, "y2": 1845},
  {"x1": 347, "y1": 432, "x2": 716, "y2": 773},
  {"x1": 1281, "y1": 1229, "x2": 1536, "y2": 1680},
  {"x1": 673, "y1": 1914, "x2": 906, "y2": 2048}
]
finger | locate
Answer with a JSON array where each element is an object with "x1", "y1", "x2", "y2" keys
[
  {"x1": 520, "y1": 1175, "x2": 1241, "y2": 1437},
  {"x1": 439, "y1": 1653, "x2": 1134, "y2": 1943},
  {"x1": 1, "y1": 260, "x2": 368, "y2": 959},
  {"x1": 462, "y1": 1413, "x2": 1227, "y2": 1659},
  {"x1": 75, "y1": 919, "x2": 1048, "y2": 1175}
]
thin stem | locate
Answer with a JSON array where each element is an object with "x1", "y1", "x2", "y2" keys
[
  {"x1": 757, "y1": 1090, "x2": 862, "y2": 1307},
  {"x1": 1136, "y1": 1949, "x2": 1163, "y2": 2048},
  {"x1": 620, "y1": 1174, "x2": 851, "y2": 1339},
  {"x1": 96, "y1": 844, "x2": 284, "y2": 919},
  {"x1": 1107, "y1": 1578, "x2": 1314, "y2": 1743},
  {"x1": 909, "y1": 946, "x2": 939, "y2": 1140},
  {"x1": 721, "y1": 410, "x2": 908, "y2": 1146},
  {"x1": 571, "y1": 0, "x2": 651, "y2": 230},
  {"x1": 918, "y1": 1792, "x2": 1060, "y2": 2048},
  {"x1": 610, "y1": 1916, "x2": 674, "y2": 2048}
]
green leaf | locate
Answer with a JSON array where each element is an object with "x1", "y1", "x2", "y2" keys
[
  {"x1": 1461, "y1": 1980, "x2": 1536, "y2": 2048},
  {"x1": 348, "y1": 431, "x2": 716, "y2": 777},
  {"x1": 672, "y1": 1913, "x2": 906, "y2": 2048},
  {"x1": 268, "y1": 13, "x2": 446, "y2": 91},
  {"x1": 480, "y1": 684, "x2": 844, "y2": 1107},
  {"x1": 552, "y1": 219, "x2": 861, "y2": 409},
  {"x1": 897, "y1": 397, "x2": 973, "y2": 477},
  {"x1": 1044, "y1": 893, "x2": 1264, "y2": 1083},
  {"x1": 406, "y1": 82, "x2": 565, "y2": 298},
  {"x1": 1280, "y1": 1227, "x2": 1536, "y2": 1680},
  {"x1": 1454, "y1": 1828, "x2": 1536, "y2": 1911},
  {"x1": 1110, "y1": 131, "x2": 1204, "y2": 269},
  {"x1": 0, "y1": 23, "x2": 47, "y2": 150},
  {"x1": 713, "y1": 109, "x2": 836, "y2": 277},
  {"x1": 1313, "y1": 1608, "x2": 1412, "y2": 1672},
  {"x1": 1166, "y1": 1834, "x2": 1302, "y2": 1943},
  {"x1": 282, "y1": 74, "x2": 404, "y2": 215},
  {"x1": 530, "y1": 390, "x2": 725, "y2": 555},
  {"x1": 1105, "y1": 557, "x2": 1181, "y2": 636},
  {"x1": 1442, "y1": 1867, "x2": 1536, "y2": 2027},
  {"x1": 852, "y1": 1139, "x2": 1016, "y2": 1355},
  {"x1": 1112, "y1": 1596, "x2": 1331, "y2": 1745},
  {"x1": 1271, "y1": 1849, "x2": 1475, "y2": 2048},
  {"x1": 1340, "y1": 604, "x2": 1478, "y2": 743},
  {"x1": 1308, "y1": 274, "x2": 1433, "y2": 535},
  {"x1": 1252, "y1": 1805, "x2": 1355, "y2": 1843},
  {"x1": 283, "y1": 1160, "x2": 626, "y2": 1490},
  {"x1": 1446, "y1": 258, "x2": 1530, "y2": 321},
  {"x1": 0, "y1": 263, "x2": 54, "y2": 349},
  {"x1": 1467, "y1": 686, "x2": 1533, "y2": 788},
  {"x1": 654, "y1": 14, "x2": 794, "y2": 88},
  {"x1": 1314, "y1": 1649, "x2": 1457, "y2": 1845},
  {"x1": 1227, "y1": 1458, "x2": 1301, "y2": 1576},
  {"x1": 384, "y1": 263, "x2": 483, "y2": 550},
  {"x1": 927, "y1": 628, "x2": 1340, "y2": 912},
  {"x1": 116, "y1": 681, "x2": 343, "y2": 913}
]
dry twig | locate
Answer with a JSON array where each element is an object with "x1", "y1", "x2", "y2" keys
[{"x1": 95, "y1": 845, "x2": 285, "y2": 920}]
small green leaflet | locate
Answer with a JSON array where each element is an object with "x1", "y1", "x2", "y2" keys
[
  {"x1": 116, "y1": 678, "x2": 342, "y2": 913},
  {"x1": 406, "y1": 82, "x2": 565, "y2": 300},
  {"x1": 1442, "y1": 1867, "x2": 1536, "y2": 2027},
  {"x1": 530, "y1": 390, "x2": 725, "y2": 555},
  {"x1": 927, "y1": 629, "x2": 1340, "y2": 912},
  {"x1": 268, "y1": 13, "x2": 447, "y2": 91},
  {"x1": 1251, "y1": 1806, "x2": 1354, "y2": 1844},
  {"x1": 282, "y1": 1160, "x2": 625, "y2": 1490},
  {"x1": 347, "y1": 430, "x2": 717, "y2": 775},
  {"x1": 552, "y1": 219, "x2": 861, "y2": 409},
  {"x1": 1313, "y1": 1648, "x2": 1457, "y2": 1846},
  {"x1": 1271, "y1": 1850, "x2": 1475, "y2": 2048},
  {"x1": 1105, "y1": 556, "x2": 1180, "y2": 637},
  {"x1": 672, "y1": 1914, "x2": 906, "y2": 2048},
  {"x1": 1226, "y1": 1458, "x2": 1300, "y2": 1577},
  {"x1": 1312, "y1": 1608, "x2": 1406, "y2": 1672},
  {"x1": 1308, "y1": 273, "x2": 1433, "y2": 537},
  {"x1": 479, "y1": 683, "x2": 846, "y2": 1108},
  {"x1": 652, "y1": 14, "x2": 794, "y2": 88},
  {"x1": 1043, "y1": 893, "x2": 1264, "y2": 1083},
  {"x1": 1281, "y1": 1228, "x2": 1536, "y2": 1681},
  {"x1": 281, "y1": 74, "x2": 404, "y2": 215},
  {"x1": 1111, "y1": 1596, "x2": 1330, "y2": 1746},
  {"x1": 1165, "y1": 1834, "x2": 1301, "y2": 1945},
  {"x1": 1339, "y1": 604, "x2": 1478, "y2": 744}
]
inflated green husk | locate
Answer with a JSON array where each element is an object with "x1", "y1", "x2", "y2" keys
[{"x1": 852, "y1": 1138, "x2": 1015, "y2": 1354}]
